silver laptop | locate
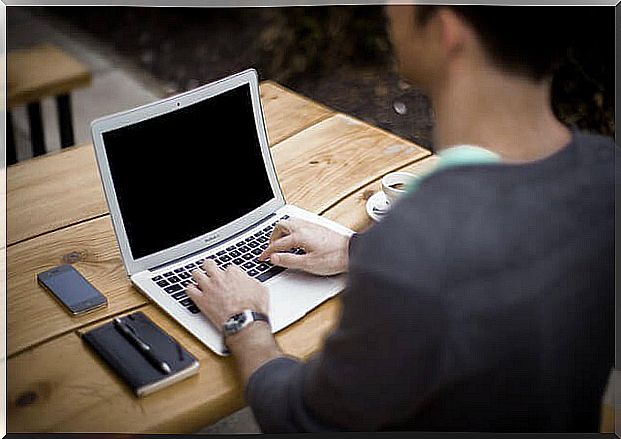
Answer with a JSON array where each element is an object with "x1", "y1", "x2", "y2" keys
[{"x1": 91, "y1": 69, "x2": 352, "y2": 356}]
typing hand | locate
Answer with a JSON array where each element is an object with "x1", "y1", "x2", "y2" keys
[
  {"x1": 258, "y1": 218, "x2": 350, "y2": 276},
  {"x1": 186, "y1": 260, "x2": 269, "y2": 329}
]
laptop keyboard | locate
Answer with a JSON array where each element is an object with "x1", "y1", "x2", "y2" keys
[{"x1": 150, "y1": 215, "x2": 304, "y2": 315}]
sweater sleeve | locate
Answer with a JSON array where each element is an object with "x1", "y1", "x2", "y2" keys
[
  {"x1": 245, "y1": 219, "x2": 451, "y2": 432},
  {"x1": 245, "y1": 356, "x2": 337, "y2": 432}
]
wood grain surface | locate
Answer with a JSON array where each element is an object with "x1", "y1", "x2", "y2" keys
[
  {"x1": 7, "y1": 215, "x2": 145, "y2": 357},
  {"x1": 7, "y1": 112, "x2": 430, "y2": 358},
  {"x1": 7, "y1": 84, "x2": 433, "y2": 432},
  {"x1": 7, "y1": 82, "x2": 334, "y2": 246},
  {"x1": 259, "y1": 81, "x2": 333, "y2": 146},
  {"x1": 7, "y1": 288, "x2": 342, "y2": 433},
  {"x1": 1, "y1": 167, "x2": 6, "y2": 367},
  {"x1": 6, "y1": 152, "x2": 431, "y2": 433},
  {"x1": 8, "y1": 166, "x2": 396, "y2": 432},
  {"x1": 7, "y1": 142, "x2": 423, "y2": 432},
  {"x1": 7, "y1": 44, "x2": 92, "y2": 108},
  {"x1": 323, "y1": 155, "x2": 440, "y2": 231},
  {"x1": 7, "y1": 145, "x2": 108, "y2": 246},
  {"x1": 274, "y1": 114, "x2": 430, "y2": 214},
  {"x1": 7, "y1": 165, "x2": 382, "y2": 433}
]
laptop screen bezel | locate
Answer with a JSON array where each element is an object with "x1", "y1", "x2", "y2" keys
[{"x1": 91, "y1": 69, "x2": 285, "y2": 276}]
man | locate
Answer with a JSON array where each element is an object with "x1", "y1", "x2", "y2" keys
[{"x1": 186, "y1": 5, "x2": 615, "y2": 432}]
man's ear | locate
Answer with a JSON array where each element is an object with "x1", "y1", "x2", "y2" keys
[{"x1": 435, "y1": 8, "x2": 468, "y2": 59}]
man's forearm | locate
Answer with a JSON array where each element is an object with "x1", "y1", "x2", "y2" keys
[{"x1": 226, "y1": 322, "x2": 285, "y2": 385}]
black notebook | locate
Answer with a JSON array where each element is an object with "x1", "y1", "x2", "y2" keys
[{"x1": 82, "y1": 311, "x2": 199, "y2": 397}]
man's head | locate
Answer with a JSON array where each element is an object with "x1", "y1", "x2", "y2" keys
[{"x1": 385, "y1": 6, "x2": 576, "y2": 93}]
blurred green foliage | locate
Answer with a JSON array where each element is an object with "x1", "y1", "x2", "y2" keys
[
  {"x1": 258, "y1": 7, "x2": 391, "y2": 81},
  {"x1": 50, "y1": 5, "x2": 614, "y2": 137}
]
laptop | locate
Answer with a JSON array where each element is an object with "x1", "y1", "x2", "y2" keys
[{"x1": 91, "y1": 69, "x2": 352, "y2": 356}]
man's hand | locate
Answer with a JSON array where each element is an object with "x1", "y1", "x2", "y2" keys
[
  {"x1": 186, "y1": 260, "x2": 283, "y2": 384},
  {"x1": 258, "y1": 218, "x2": 350, "y2": 276},
  {"x1": 186, "y1": 259, "x2": 269, "y2": 329}
]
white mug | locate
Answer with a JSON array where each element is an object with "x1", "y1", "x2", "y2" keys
[{"x1": 381, "y1": 172, "x2": 417, "y2": 205}]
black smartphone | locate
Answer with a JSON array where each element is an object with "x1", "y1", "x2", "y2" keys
[{"x1": 37, "y1": 265, "x2": 108, "y2": 315}]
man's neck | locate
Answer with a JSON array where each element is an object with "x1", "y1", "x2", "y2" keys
[{"x1": 429, "y1": 65, "x2": 572, "y2": 163}]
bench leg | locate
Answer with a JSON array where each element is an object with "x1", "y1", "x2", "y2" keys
[
  {"x1": 7, "y1": 111, "x2": 17, "y2": 166},
  {"x1": 27, "y1": 101, "x2": 46, "y2": 157},
  {"x1": 56, "y1": 94, "x2": 75, "y2": 148}
]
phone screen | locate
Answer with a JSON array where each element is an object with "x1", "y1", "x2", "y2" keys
[{"x1": 39, "y1": 265, "x2": 106, "y2": 313}]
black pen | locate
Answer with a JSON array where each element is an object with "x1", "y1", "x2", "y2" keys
[{"x1": 113, "y1": 317, "x2": 172, "y2": 374}]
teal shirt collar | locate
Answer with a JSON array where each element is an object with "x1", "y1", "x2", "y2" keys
[{"x1": 406, "y1": 145, "x2": 501, "y2": 193}]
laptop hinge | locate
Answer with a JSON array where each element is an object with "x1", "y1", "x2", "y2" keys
[{"x1": 147, "y1": 213, "x2": 278, "y2": 272}]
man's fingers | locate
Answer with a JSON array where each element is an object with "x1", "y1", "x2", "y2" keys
[
  {"x1": 269, "y1": 252, "x2": 305, "y2": 270},
  {"x1": 191, "y1": 268, "x2": 211, "y2": 291},
  {"x1": 185, "y1": 284, "x2": 216, "y2": 323},
  {"x1": 259, "y1": 235, "x2": 296, "y2": 261},
  {"x1": 269, "y1": 219, "x2": 293, "y2": 243},
  {"x1": 202, "y1": 259, "x2": 220, "y2": 276},
  {"x1": 231, "y1": 264, "x2": 249, "y2": 275},
  {"x1": 185, "y1": 283, "x2": 203, "y2": 299}
]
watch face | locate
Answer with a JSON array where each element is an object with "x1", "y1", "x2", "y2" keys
[{"x1": 224, "y1": 312, "x2": 247, "y2": 332}]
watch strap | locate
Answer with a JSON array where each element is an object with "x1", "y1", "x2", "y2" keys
[
  {"x1": 222, "y1": 309, "x2": 270, "y2": 338},
  {"x1": 248, "y1": 311, "x2": 269, "y2": 326}
]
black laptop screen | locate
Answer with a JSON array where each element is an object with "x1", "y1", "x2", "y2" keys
[{"x1": 102, "y1": 84, "x2": 274, "y2": 260}]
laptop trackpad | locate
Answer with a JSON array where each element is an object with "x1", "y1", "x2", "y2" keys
[{"x1": 266, "y1": 270, "x2": 346, "y2": 332}]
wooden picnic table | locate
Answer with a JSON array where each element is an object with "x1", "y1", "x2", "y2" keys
[{"x1": 7, "y1": 81, "x2": 435, "y2": 433}]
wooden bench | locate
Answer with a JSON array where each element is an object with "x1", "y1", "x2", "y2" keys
[{"x1": 7, "y1": 43, "x2": 92, "y2": 165}]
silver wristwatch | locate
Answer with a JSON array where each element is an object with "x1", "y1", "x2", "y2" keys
[{"x1": 222, "y1": 310, "x2": 270, "y2": 337}]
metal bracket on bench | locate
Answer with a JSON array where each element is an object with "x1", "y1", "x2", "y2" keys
[
  {"x1": 7, "y1": 111, "x2": 17, "y2": 166},
  {"x1": 27, "y1": 101, "x2": 46, "y2": 157},
  {"x1": 56, "y1": 93, "x2": 74, "y2": 148}
]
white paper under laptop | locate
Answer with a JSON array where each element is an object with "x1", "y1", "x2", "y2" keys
[{"x1": 91, "y1": 69, "x2": 352, "y2": 355}]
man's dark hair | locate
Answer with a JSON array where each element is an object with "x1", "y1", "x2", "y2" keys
[{"x1": 416, "y1": 6, "x2": 580, "y2": 81}]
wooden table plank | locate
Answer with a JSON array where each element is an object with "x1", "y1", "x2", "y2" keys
[
  {"x1": 7, "y1": 82, "x2": 334, "y2": 246},
  {"x1": 7, "y1": 215, "x2": 145, "y2": 357},
  {"x1": 1, "y1": 168, "x2": 6, "y2": 376},
  {"x1": 7, "y1": 155, "x2": 439, "y2": 432},
  {"x1": 7, "y1": 154, "x2": 437, "y2": 432},
  {"x1": 10, "y1": 145, "x2": 434, "y2": 432},
  {"x1": 323, "y1": 155, "x2": 440, "y2": 232},
  {"x1": 274, "y1": 114, "x2": 430, "y2": 214},
  {"x1": 259, "y1": 81, "x2": 333, "y2": 146},
  {"x1": 7, "y1": 145, "x2": 108, "y2": 246},
  {"x1": 7, "y1": 79, "x2": 433, "y2": 431},
  {"x1": 8, "y1": 306, "x2": 239, "y2": 433},
  {"x1": 8, "y1": 298, "x2": 341, "y2": 433},
  {"x1": 7, "y1": 114, "x2": 430, "y2": 357},
  {"x1": 8, "y1": 44, "x2": 92, "y2": 108}
]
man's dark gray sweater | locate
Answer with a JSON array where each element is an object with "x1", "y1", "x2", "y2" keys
[{"x1": 245, "y1": 132, "x2": 616, "y2": 432}]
